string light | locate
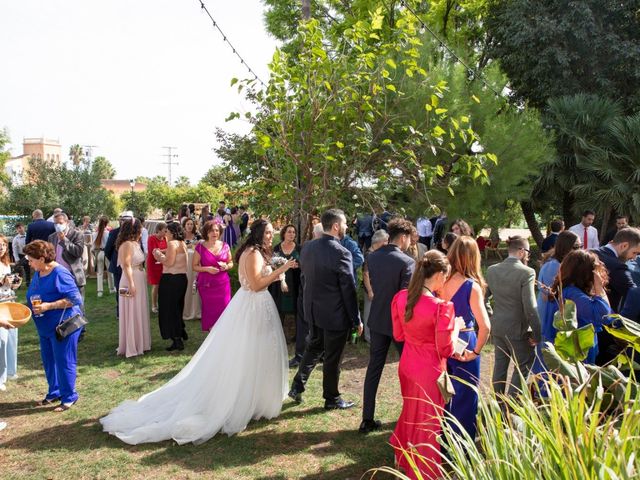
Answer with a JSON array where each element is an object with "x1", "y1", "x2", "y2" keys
[
  {"x1": 400, "y1": 0, "x2": 503, "y2": 98},
  {"x1": 197, "y1": 0, "x2": 266, "y2": 87}
]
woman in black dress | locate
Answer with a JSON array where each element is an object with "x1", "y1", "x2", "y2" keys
[{"x1": 269, "y1": 224, "x2": 301, "y2": 327}]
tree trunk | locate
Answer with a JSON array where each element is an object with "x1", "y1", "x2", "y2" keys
[
  {"x1": 562, "y1": 190, "x2": 575, "y2": 226},
  {"x1": 521, "y1": 200, "x2": 544, "y2": 248},
  {"x1": 301, "y1": 0, "x2": 310, "y2": 20}
]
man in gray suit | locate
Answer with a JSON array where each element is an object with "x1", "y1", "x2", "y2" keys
[
  {"x1": 486, "y1": 235, "x2": 541, "y2": 396},
  {"x1": 48, "y1": 212, "x2": 87, "y2": 298}
]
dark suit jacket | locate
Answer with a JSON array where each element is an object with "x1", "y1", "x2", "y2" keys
[
  {"x1": 541, "y1": 232, "x2": 559, "y2": 253},
  {"x1": 620, "y1": 286, "x2": 640, "y2": 322},
  {"x1": 367, "y1": 244, "x2": 414, "y2": 337},
  {"x1": 300, "y1": 234, "x2": 360, "y2": 331},
  {"x1": 104, "y1": 227, "x2": 121, "y2": 275},
  {"x1": 594, "y1": 246, "x2": 636, "y2": 312},
  {"x1": 26, "y1": 219, "x2": 56, "y2": 244}
]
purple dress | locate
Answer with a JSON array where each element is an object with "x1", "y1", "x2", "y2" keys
[{"x1": 195, "y1": 242, "x2": 232, "y2": 331}]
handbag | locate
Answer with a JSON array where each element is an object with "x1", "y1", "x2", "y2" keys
[
  {"x1": 435, "y1": 302, "x2": 456, "y2": 403},
  {"x1": 55, "y1": 305, "x2": 88, "y2": 341}
]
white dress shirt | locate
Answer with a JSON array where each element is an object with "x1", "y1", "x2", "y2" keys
[
  {"x1": 416, "y1": 217, "x2": 433, "y2": 238},
  {"x1": 12, "y1": 234, "x2": 25, "y2": 260},
  {"x1": 569, "y1": 223, "x2": 600, "y2": 250}
]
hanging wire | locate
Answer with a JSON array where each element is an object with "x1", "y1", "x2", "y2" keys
[
  {"x1": 197, "y1": 0, "x2": 267, "y2": 87},
  {"x1": 399, "y1": 0, "x2": 503, "y2": 98}
]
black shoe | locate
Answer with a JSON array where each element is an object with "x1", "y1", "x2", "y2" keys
[
  {"x1": 324, "y1": 398, "x2": 355, "y2": 410},
  {"x1": 182, "y1": 329, "x2": 189, "y2": 341},
  {"x1": 176, "y1": 338, "x2": 185, "y2": 351},
  {"x1": 166, "y1": 342, "x2": 178, "y2": 352},
  {"x1": 288, "y1": 389, "x2": 302, "y2": 404},
  {"x1": 288, "y1": 356, "x2": 301, "y2": 368},
  {"x1": 358, "y1": 419, "x2": 382, "y2": 434}
]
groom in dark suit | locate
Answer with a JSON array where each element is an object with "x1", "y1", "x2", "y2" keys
[{"x1": 289, "y1": 209, "x2": 363, "y2": 410}]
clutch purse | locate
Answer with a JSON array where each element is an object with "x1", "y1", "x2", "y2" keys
[
  {"x1": 56, "y1": 313, "x2": 88, "y2": 341},
  {"x1": 437, "y1": 369, "x2": 456, "y2": 404}
]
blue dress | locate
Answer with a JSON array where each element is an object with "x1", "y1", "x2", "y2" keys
[
  {"x1": 532, "y1": 259, "x2": 560, "y2": 374},
  {"x1": 542, "y1": 285, "x2": 612, "y2": 364},
  {"x1": 26, "y1": 266, "x2": 83, "y2": 403},
  {"x1": 445, "y1": 279, "x2": 480, "y2": 440}
]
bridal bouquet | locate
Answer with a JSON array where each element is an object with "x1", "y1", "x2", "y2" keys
[{"x1": 271, "y1": 255, "x2": 289, "y2": 293}]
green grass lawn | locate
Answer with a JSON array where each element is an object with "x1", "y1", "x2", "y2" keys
[{"x1": 1, "y1": 278, "x2": 407, "y2": 480}]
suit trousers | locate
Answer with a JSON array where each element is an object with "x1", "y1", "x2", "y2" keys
[
  {"x1": 291, "y1": 322, "x2": 350, "y2": 401},
  {"x1": 293, "y1": 289, "x2": 308, "y2": 359},
  {"x1": 362, "y1": 330, "x2": 403, "y2": 421},
  {"x1": 492, "y1": 335, "x2": 535, "y2": 396}
]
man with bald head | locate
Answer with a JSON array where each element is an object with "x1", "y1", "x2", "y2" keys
[{"x1": 25, "y1": 209, "x2": 56, "y2": 244}]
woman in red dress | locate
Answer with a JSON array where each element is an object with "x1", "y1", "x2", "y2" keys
[
  {"x1": 391, "y1": 250, "x2": 464, "y2": 479},
  {"x1": 146, "y1": 222, "x2": 167, "y2": 313}
]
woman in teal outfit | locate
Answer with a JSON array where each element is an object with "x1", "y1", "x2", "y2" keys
[{"x1": 25, "y1": 240, "x2": 83, "y2": 411}]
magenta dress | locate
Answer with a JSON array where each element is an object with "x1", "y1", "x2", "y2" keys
[{"x1": 195, "y1": 242, "x2": 232, "y2": 331}]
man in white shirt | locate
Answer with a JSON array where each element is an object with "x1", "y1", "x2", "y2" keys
[
  {"x1": 416, "y1": 216, "x2": 433, "y2": 248},
  {"x1": 569, "y1": 210, "x2": 599, "y2": 250}
]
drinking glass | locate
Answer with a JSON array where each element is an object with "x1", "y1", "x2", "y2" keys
[{"x1": 30, "y1": 294, "x2": 44, "y2": 317}]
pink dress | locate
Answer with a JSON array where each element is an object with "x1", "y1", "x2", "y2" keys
[
  {"x1": 390, "y1": 289, "x2": 455, "y2": 480},
  {"x1": 196, "y1": 242, "x2": 232, "y2": 331},
  {"x1": 117, "y1": 243, "x2": 151, "y2": 357}
]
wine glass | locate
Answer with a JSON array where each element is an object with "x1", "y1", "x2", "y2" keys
[{"x1": 30, "y1": 294, "x2": 44, "y2": 317}]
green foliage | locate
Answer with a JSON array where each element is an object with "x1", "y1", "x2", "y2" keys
[
  {"x1": 3, "y1": 156, "x2": 118, "y2": 220},
  {"x1": 485, "y1": 0, "x2": 640, "y2": 113},
  {"x1": 92, "y1": 156, "x2": 116, "y2": 179},
  {"x1": 0, "y1": 128, "x2": 10, "y2": 186}
]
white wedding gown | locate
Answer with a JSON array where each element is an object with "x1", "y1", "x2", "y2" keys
[{"x1": 100, "y1": 251, "x2": 288, "y2": 445}]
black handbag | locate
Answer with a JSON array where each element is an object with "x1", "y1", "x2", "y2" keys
[{"x1": 55, "y1": 310, "x2": 88, "y2": 341}]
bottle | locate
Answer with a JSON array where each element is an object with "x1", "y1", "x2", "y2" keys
[{"x1": 350, "y1": 328, "x2": 358, "y2": 345}]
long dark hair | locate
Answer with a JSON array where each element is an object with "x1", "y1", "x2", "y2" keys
[
  {"x1": 552, "y1": 230, "x2": 580, "y2": 263},
  {"x1": 551, "y1": 249, "x2": 608, "y2": 298},
  {"x1": 405, "y1": 250, "x2": 450, "y2": 322},
  {"x1": 116, "y1": 219, "x2": 141, "y2": 249},
  {"x1": 94, "y1": 216, "x2": 109, "y2": 248},
  {"x1": 235, "y1": 219, "x2": 271, "y2": 263},
  {"x1": 167, "y1": 221, "x2": 185, "y2": 241}
]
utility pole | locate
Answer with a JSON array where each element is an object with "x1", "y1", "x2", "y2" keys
[
  {"x1": 302, "y1": 0, "x2": 310, "y2": 20},
  {"x1": 161, "y1": 146, "x2": 179, "y2": 185}
]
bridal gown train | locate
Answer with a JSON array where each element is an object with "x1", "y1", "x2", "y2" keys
[{"x1": 100, "y1": 251, "x2": 288, "y2": 445}]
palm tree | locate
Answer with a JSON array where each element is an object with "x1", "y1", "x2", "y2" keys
[{"x1": 68, "y1": 144, "x2": 85, "y2": 166}]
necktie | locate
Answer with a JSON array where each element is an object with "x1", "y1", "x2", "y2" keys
[{"x1": 584, "y1": 227, "x2": 588, "y2": 250}]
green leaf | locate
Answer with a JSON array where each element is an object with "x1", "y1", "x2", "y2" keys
[
  {"x1": 554, "y1": 324, "x2": 595, "y2": 361},
  {"x1": 435, "y1": 108, "x2": 448, "y2": 115},
  {"x1": 487, "y1": 153, "x2": 498, "y2": 164},
  {"x1": 324, "y1": 81, "x2": 332, "y2": 91},
  {"x1": 432, "y1": 126, "x2": 446, "y2": 137},
  {"x1": 554, "y1": 300, "x2": 578, "y2": 331},
  {"x1": 381, "y1": 139, "x2": 392, "y2": 145},
  {"x1": 386, "y1": 84, "x2": 396, "y2": 92},
  {"x1": 371, "y1": 7, "x2": 384, "y2": 30},
  {"x1": 471, "y1": 94, "x2": 481, "y2": 103},
  {"x1": 386, "y1": 58, "x2": 397, "y2": 69},
  {"x1": 230, "y1": 78, "x2": 239, "y2": 87},
  {"x1": 335, "y1": 141, "x2": 344, "y2": 149}
]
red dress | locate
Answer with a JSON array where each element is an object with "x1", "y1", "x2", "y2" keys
[
  {"x1": 390, "y1": 289, "x2": 455, "y2": 480},
  {"x1": 146, "y1": 236, "x2": 167, "y2": 286}
]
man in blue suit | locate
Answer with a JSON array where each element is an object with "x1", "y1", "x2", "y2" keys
[
  {"x1": 359, "y1": 218, "x2": 414, "y2": 433},
  {"x1": 593, "y1": 227, "x2": 640, "y2": 364},
  {"x1": 289, "y1": 209, "x2": 363, "y2": 410},
  {"x1": 25, "y1": 209, "x2": 56, "y2": 244}
]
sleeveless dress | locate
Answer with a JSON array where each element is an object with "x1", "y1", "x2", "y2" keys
[
  {"x1": 100, "y1": 249, "x2": 288, "y2": 445},
  {"x1": 195, "y1": 242, "x2": 232, "y2": 331},
  {"x1": 117, "y1": 243, "x2": 151, "y2": 357},
  {"x1": 223, "y1": 217, "x2": 238, "y2": 247},
  {"x1": 446, "y1": 279, "x2": 480, "y2": 440}
]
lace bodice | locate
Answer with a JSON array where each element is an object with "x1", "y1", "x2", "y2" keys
[{"x1": 239, "y1": 249, "x2": 272, "y2": 291}]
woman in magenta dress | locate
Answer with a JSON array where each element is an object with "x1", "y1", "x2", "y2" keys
[
  {"x1": 193, "y1": 221, "x2": 233, "y2": 331},
  {"x1": 390, "y1": 250, "x2": 464, "y2": 480}
]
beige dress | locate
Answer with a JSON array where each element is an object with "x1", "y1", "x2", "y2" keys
[
  {"x1": 117, "y1": 242, "x2": 151, "y2": 357},
  {"x1": 183, "y1": 241, "x2": 202, "y2": 320}
]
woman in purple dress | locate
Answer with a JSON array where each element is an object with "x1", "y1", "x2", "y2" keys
[{"x1": 193, "y1": 221, "x2": 233, "y2": 331}]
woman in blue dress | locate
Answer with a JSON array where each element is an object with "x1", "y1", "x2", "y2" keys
[
  {"x1": 533, "y1": 230, "x2": 581, "y2": 373},
  {"x1": 440, "y1": 236, "x2": 491, "y2": 440},
  {"x1": 24, "y1": 240, "x2": 84, "y2": 411},
  {"x1": 545, "y1": 249, "x2": 611, "y2": 364}
]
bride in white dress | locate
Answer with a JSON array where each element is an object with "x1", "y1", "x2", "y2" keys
[{"x1": 100, "y1": 220, "x2": 297, "y2": 445}]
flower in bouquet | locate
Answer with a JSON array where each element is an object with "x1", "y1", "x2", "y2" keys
[{"x1": 271, "y1": 255, "x2": 289, "y2": 292}]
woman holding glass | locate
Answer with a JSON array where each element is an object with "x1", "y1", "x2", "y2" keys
[
  {"x1": 24, "y1": 240, "x2": 83, "y2": 411},
  {"x1": 181, "y1": 217, "x2": 202, "y2": 321}
]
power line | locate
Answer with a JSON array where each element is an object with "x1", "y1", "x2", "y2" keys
[
  {"x1": 196, "y1": 0, "x2": 266, "y2": 87},
  {"x1": 399, "y1": 0, "x2": 503, "y2": 98},
  {"x1": 162, "y1": 146, "x2": 179, "y2": 186}
]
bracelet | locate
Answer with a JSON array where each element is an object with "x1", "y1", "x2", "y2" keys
[{"x1": 472, "y1": 348, "x2": 481, "y2": 356}]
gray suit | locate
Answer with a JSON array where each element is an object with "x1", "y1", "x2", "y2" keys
[
  {"x1": 48, "y1": 228, "x2": 86, "y2": 289},
  {"x1": 486, "y1": 256, "x2": 541, "y2": 395}
]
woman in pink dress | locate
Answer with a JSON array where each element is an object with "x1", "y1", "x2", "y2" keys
[
  {"x1": 117, "y1": 219, "x2": 151, "y2": 357},
  {"x1": 193, "y1": 221, "x2": 233, "y2": 331},
  {"x1": 390, "y1": 250, "x2": 464, "y2": 480}
]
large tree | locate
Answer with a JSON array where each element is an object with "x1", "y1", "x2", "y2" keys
[
  {"x1": 0, "y1": 128, "x2": 10, "y2": 186},
  {"x1": 485, "y1": 0, "x2": 640, "y2": 113}
]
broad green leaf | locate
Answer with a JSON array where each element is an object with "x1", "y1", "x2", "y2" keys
[
  {"x1": 432, "y1": 126, "x2": 446, "y2": 137},
  {"x1": 487, "y1": 153, "x2": 498, "y2": 164},
  {"x1": 386, "y1": 84, "x2": 396, "y2": 92},
  {"x1": 371, "y1": 8, "x2": 384, "y2": 30},
  {"x1": 335, "y1": 141, "x2": 344, "y2": 149},
  {"x1": 435, "y1": 108, "x2": 448, "y2": 115},
  {"x1": 553, "y1": 300, "x2": 578, "y2": 331},
  {"x1": 230, "y1": 78, "x2": 239, "y2": 87},
  {"x1": 381, "y1": 139, "x2": 392, "y2": 145},
  {"x1": 324, "y1": 81, "x2": 332, "y2": 91},
  {"x1": 554, "y1": 324, "x2": 595, "y2": 361},
  {"x1": 386, "y1": 58, "x2": 397, "y2": 69}
]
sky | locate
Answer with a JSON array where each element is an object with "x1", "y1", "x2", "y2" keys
[{"x1": 0, "y1": 0, "x2": 279, "y2": 184}]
